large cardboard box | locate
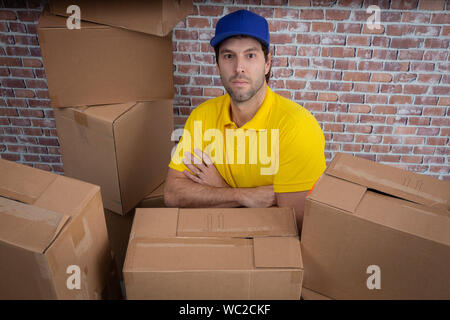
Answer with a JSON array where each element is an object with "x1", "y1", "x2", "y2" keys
[
  {"x1": 0, "y1": 159, "x2": 112, "y2": 299},
  {"x1": 38, "y1": 9, "x2": 174, "y2": 108},
  {"x1": 49, "y1": 0, "x2": 193, "y2": 36},
  {"x1": 54, "y1": 100, "x2": 174, "y2": 215},
  {"x1": 302, "y1": 152, "x2": 450, "y2": 300},
  {"x1": 123, "y1": 208, "x2": 303, "y2": 300}
]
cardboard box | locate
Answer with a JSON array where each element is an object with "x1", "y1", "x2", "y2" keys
[
  {"x1": 49, "y1": 0, "x2": 194, "y2": 36},
  {"x1": 301, "y1": 288, "x2": 333, "y2": 300},
  {"x1": 0, "y1": 159, "x2": 112, "y2": 299},
  {"x1": 54, "y1": 100, "x2": 174, "y2": 215},
  {"x1": 137, "y1": 182, "x2": 165, "y2": 208},
  {"x1": 38, "y1": 8, "x2": 174, "y2": 108},
  {"x1": 302, "y1": 152, "x2": 450, "y2": 300},
  {"x1": 123, "y1": 208, "x2": 303, "y2": 300}
]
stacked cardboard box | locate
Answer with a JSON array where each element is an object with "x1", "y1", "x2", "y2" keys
[
  {"x1": 31, "y1": 1, "x2": 193, "y2": 299},
  {"x1": 0, "y1": 159, "x2": 117, "y2": 299},
  {"x1": 301, "y1": 153, "x2": 450, "y2": 299},
  {"x1": 123, "y1": 208, "x2": 304, "y2": 300}
]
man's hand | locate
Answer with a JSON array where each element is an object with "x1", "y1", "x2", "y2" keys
[
  {"x1": 182, "y1": 149, "x2": 229, "y2": 188},
  {"x1": 238, "y1": 185, "x2": 276, "y2": 208}
]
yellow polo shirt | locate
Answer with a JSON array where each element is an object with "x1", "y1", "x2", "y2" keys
[{"x1": 169, "y1": 86, "x2": 326, "y2": 192}]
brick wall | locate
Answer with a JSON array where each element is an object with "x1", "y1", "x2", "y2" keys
[{"x1": 1, "y1": 0, "x2": 449, "y2": 181}]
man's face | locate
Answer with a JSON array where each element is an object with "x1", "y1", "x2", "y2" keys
[{"x1": 216, "y1": 37, "x2": 271, "y2": 103}]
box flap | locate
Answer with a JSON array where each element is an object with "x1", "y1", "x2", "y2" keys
[
  {"x1": 81, "y1": 102, "x2": 137, "y2": 124},
  {"x1": 0, "y1": 159, "x2": 57, "y2": 204},
  {"x1": 131, "y1": 208, "x2": 178, "y2": 239},
  {"x1": 0, "y1": 197, "x2": 70, "y2": 253},
  {"x1": 49, "y1": 0, "x2": 193, "y2": 36},
  {"x1": 125, "y1": 237, "x2": 253, "y2": 271},
  {"x1": 38, "y1": 5, "x2": 107, "y2": 29},
  {"x1": 356, "y1": 191, "x2": 450, "y2": 247},
  {"x1": 177, "y1": 208, "x2": 298, "y2": 237},
  {"x1": 253, "y1": 237, "x2": 303, "y2": 269},
  {"x1": 308, "y1": 175, "x2": 367, "y2": 213},
  {"x1": 327, "y1": 153, "x2": 450, "y2": 211}
]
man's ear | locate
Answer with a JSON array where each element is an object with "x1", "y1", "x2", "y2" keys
[{"x1": 265, "y1": 52, "x2": 272, "y2": 74}]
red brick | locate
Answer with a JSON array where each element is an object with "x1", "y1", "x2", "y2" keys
[
  {"x1": 390, "y1": 0, "x2": 418, "y2": 10},
  {"x1": 0, "y1": 57, "x2": 22, "y2": 67},
  {"x1": 404, "y1": 85, "x2": 428, "y2": 95},
  {"x1": 328, "y1": 103, "x2": 348, "y2": 112},
  {"x1": 427, "y1": 137, "x2": 448, "y2": 146},
  {"x1": 343, "y1": 72, "x2": 369, "y2": 82},
  {"x1": 323, "y1": 123, "x2": 344, "y2": 132},
  {"x1": 423, "y1": 51, "x2": 447, "y2": 61},
  {"x1": 333, "y1": 134, "x2": 354, "y2": 142},
  {"x1": 325, "y1": 9, "x2": 350, "y2": 20},
  {"x1": 398, "y1": 50, "x2": 423, "y2": 60},
  {"x1": 410, "y1": 62, "x2": 435, "y2": 72},
  {"x1": 414, "y1": 96, "x2": 438, "y2": 105},
  {"x1": 360, "y1": 115, "x2": 386, "y2": 124},
  {"x1": 337, "y1": 23, "x2": 362, "y2": 34},
  {"x1": 300, "y1": 9, "x2": 324, "y2": 20},
  {"x1": 336, "y1": 114, "x2": 357, "y2": 122},
  {"x1": 349, "y1": 104, "x2": 371, "y2": 113},
  {"x1": 318, "y1": 70, "x2": 341, "y2": 80},
  {"x1": 0, "y1": 10, "x2": 17, "y2": 20},
  {"x1": 318, "y1": 92, "x2": 338, "y2": 101},
  {"x1": 22, "y1": 58, "x2": 42, "y2": 67},
  {"x1": 311, "y1": 22, "x2": 334, "y2": 32},
  {"x1": 378, "y1": 155, "x2": 401, "y2": 162},
  {"x1": 390, "y1": 38, "x2": 422, "y2": 49},
  {"x1": 424, "y1": 39, "x2": 449, "y2": 48},
  {"x1": 402, "y1": 12, "x2": 430, "y2": 23},
  {"x1": 415, "y1": 25, "x2": 440, "y2": 36},
  {"x1": 355, "y1": 135, "x2": 381, "y2": 143},
  {"x1": 386, "y1": 25, "x2": 414, "y2": 36},
  {"x1": 2, "y1": 78, "x2": 25, "y2": 88},
  {"x1": 419, "y1": 0, "x2": 445, "y2": 10},
  {"x1": 286, "y1": 80, "x2": 307, "y2": 90},
  {"x1": 271, "y1": 33, "x2": 295, "y2": 44},
  {"x1": 354, "y1": 83, "x2": 378, "y2": 93},
  {"x1": 339, "y1": 93, "x2": 364, "y2": 103},
  {"x1": 330, "y1": 82, "x2": 352, "y2": 91},
  {"x1": 413, "y1": 146, "x2": 435, "y2": 155},
  {"x1": 358, "y1": 61, "x2": 382, "y2": 71},
  {"x1": 296, "y1": 34, "x2": 320, "y2": 44},
  {"x1": 372, "y1": 145, "x2": 391, "y2": 153},
  {"x1": 338, "y1": 0, "x2": 363, "y2": 7},
  {"x1": 384, "y1": 62, "x2": 409, "y2": 72},
  {"x1": 371, "y1": 73, "x2": 392, "y2": 82},
  {"x1": 373, "y1": 49, "x2": 397, "y2": 60},
  {"x1": 335, "y1": 60, "x2": 356, "y2": 70},
  {"x1": 430, "y1": 13, "x2": 450, "y2": 24},
  {"x1": 320, "y1": 34, "x2": 346, "y2": 45},
  {"x1": 10, "y1": 68, "x2": 33, "y2": 78},
  {"x1": 401, "y1": 156, "x2": 423, "y2": 164},
  {"x1": 187, "y1": 18, "x2": 210, "y2": 28},
  {"x1": 389, "y1": 96, "x2": 412, "y2": 104}
]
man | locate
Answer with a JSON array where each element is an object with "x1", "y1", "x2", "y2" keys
[{"x1": 164, "y1": 9, "x2": 326, "y2": 232}]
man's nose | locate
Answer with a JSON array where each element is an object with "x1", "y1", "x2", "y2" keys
[{"x1": 235, "y1": 57, "x2": 245, "y2": 73}]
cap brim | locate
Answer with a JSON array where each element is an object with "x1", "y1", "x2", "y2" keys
[{"x1": 210, "y1": 31, "x2": 269, "y2": 48}]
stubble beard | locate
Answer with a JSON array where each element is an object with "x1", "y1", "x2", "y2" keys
[{"x1": 222, "y1": 72, "x2": 266, "y2": 103}]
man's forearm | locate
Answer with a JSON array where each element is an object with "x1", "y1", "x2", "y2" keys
[{"x1": 164, "y1": 176, "x2": 241, "y2": 208}]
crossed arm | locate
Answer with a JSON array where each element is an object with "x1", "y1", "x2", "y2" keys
[{"x1": 163, "y1": 149, "x2": 308, "y2": 231}]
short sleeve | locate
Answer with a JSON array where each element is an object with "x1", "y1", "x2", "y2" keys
[{"x1": 273, "y1": 116, "x2": 326, "y2": 193}]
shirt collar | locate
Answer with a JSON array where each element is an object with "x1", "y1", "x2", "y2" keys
[{"x1": 219, "y1": 86, "x2": 273, "y2": 130}]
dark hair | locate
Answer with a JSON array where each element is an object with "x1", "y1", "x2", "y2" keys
[{"x1": 214, "y1": 35, "x2": 272, "y2": 84}]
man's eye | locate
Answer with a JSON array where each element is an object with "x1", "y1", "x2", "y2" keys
[
  {"x1": 248, "y1": 53, "x2": 255, "y2": 58},
  {"x1": 224, "y1": 54, "x2": 233, "y2": 59}
]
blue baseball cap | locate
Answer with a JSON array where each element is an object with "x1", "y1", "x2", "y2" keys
[{"x1": 210, "y1": 10, "x2": 270, "y2": 49}]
